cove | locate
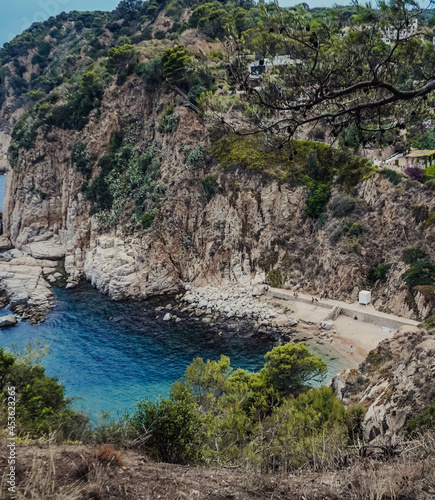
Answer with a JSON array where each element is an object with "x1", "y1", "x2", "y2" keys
[{"x1": 0, "y1": 283, "x2": 345, "y2": 421}]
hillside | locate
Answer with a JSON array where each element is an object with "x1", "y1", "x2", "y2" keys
[
  {"x1": 1, "y1": 4, "x2": 435, "y2": 496},
  {"x1": 0, "y1": 0, "x2": 434, "y2": 322}
]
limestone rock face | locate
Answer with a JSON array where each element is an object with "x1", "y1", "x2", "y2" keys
[
  {"x1": 2, "y1": 74, "x2": 435, "y2": 319},
  {"x1": 332, "y1": 326, "x2": 435, "y2": 446},
  {"x1": 0, "y1": 250, "x2": 56, "y2": 323}
]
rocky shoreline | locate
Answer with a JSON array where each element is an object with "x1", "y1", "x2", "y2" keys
[
  {"x1": 0, "y1": 248, "x2": 62, "y2": 324},
  {"x1": 149, "y1": 282, "x2": 336, "y2": 347}
]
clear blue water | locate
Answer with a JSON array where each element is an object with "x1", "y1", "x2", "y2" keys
[
  {"x1": 0, "y1": 282, "x2": 344, "y2": 422},
  {"x1": 0, "y1": 175, "x2": 6, "y2": 210}
]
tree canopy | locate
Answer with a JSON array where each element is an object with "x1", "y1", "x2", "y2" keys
[{"x1": 218, "y1": 0, "x2": 435, "y2": 144}]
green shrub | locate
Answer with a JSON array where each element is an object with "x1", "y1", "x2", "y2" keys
[
  {"x1": 107, "y1": 44, "x2": 139, "y2": 82},
  {"x1": 159, "y1": 104, "x2": 178, "y2": 133},
  {"x1": 136, "y1": 58, "x2": 164, "y2": 90},
  {"x1": 201, "y1": 175, "x2": 220, "y2": 202},
  {"x1": 187, "y1": 143, "x2": 205, "y2": 166},
  {"x1": 406, "y1": 398, "x2": 435, "y2": 435},
  {"x1": 420, "y1": 315, "x2": 435, "y2": 329},
  {"x1": 129, "y1": 388, "x2": 204, "y2": 464},
  {"x1": 403, "y1": 246, "x2": 428, "y2": 265},
  {"x1": 267, "y1": 269, "x2": 283, "y2": 287},
  {"x1": 154, "y1": 30, "x2": 166, "y2": 40},
  {"x1": 381, "y1": 168, "x2": 401, "y2": 185},
  {"x1": 141, "y1": 209, "x2": 157, "y2": 229},
  {"x1": 426, "y1": 207, "x2": 435, "y2": 227},
  {"x1": 0, "y1": 346, "x2": 88, "y2": 439},
  {"x1": 402, "y1": 258, "x2": 435, "y2": 287},
  {"x1": 71, "y1": 141, "x2": 92, "y2": 178},
  {"x1": 368, "y1": 263, "x2": 391, "y2": 284},
  {"x1": 305, "y1": 181, "x2": 331, "y2": 219}
]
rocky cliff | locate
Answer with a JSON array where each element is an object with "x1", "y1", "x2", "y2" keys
[
  {"x1": 2, "y1": 71, "x2": 435, "y2": 321},
  {"x1": 3, "y1": 75, "x2": 435, "y2": 321},
  {"x1": 332, "y1": 325, "x2": 435, "y2": 447},
  {"x1": 0, "y1": 9, "x2": 434, "y2": 323}
]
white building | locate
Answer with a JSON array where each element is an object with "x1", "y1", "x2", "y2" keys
[{"x1": 383, "y1": 18, "x2": 419, "y2": 44}]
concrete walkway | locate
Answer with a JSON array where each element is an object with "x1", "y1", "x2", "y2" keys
[{"x1": 267, "y1": 287, "x2": 420, "y2": 331}]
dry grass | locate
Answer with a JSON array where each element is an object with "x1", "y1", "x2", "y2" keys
[
  {"x1": 94, "y1": 444, "x2": 124, "y2": 467},
  {"x1": 1, "y1": 433, "x2": 435, "y2": 499}
]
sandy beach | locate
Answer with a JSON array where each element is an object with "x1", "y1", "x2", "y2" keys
[{"x1": 262, "y1": 294, "x2": 403, "y2": 369}]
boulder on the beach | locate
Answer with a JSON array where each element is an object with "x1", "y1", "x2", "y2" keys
[
  {"x1": 0, "y1": 315, "x2": 18, "y2": 328},
  {"x1": 320, "y1": 321, "x2": 334, "y2": 330},
  {"x1": 288, "y1": 317, "x2": 299, "y2": 327}
]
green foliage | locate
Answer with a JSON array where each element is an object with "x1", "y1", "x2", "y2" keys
[
  {"x1": 186, "y1": 143, "x2": 205, "y2": 166},
  {"x1": 129, "y1": 388, "x2": 204, "y2": 464},
  {"x1": 403, "y1": 246, "x2": 428, "y2": 265},
  {"x1": 267, "y1": 269, "x2": 283, "y2": 287},
  {"x1": 212, "y1": 135, "x2": 372, "y2": 189},
  {"x1": 85, "y1": 136, "x2": 162, "y2": 227},
  {"x1": 127, "y1": 342, "x2": 355, "y2": 469},
  {"x1": 48, "y1": 70, "x2": 103, "y2": 130},
  {"x1": 340, "y1": 123, "x2": 360, "y2": 149},
  {"x1": 262, "y1": 343, "x2": 327, "y2": 396},
  {"x1": 201, "y1": 175, "x2": 220, "y2": 201},
  {"x1": 71, "y1": 142, "x2": 92, "y2": 179},
  {"x1": 406, "y1": 397, "x2": 435, "y2": 435},
  {"x1": 0, "y1": 345, "x2": 88, "y2": 439},
  {"x1": 159, "y1": 104, "x2": 178, "y2": 133},
  {"x1": 190, "y1": 4, "x2": 231, "y2": 39},
  {"x1": 381, "y1": 168, "x2": 402, "y2": 185},
  {"x1": 107, "y1": 44, "x2": 139, "y2": 82},
  {"x1": 402, "y1": 258, "x2": 435, "y2": 288},
  {"x1": 420, "y1": 315, "x2": 435, "y2": 329},
  {"x1": 141, "y1": 209, "x2": 157, "y2": 229},
  {"x1": 136, "y1": 58, "x2": 164, "y2": 90},
  {"x1": 161, "y1": 45, "x2": 191, "y2": 87},
  {"x1": 368, "y1": 263, "x2": 391, "y2": 284},
  {"x1": 425, "y1": 207, "x2": 435, "y2": 227},
  {"x1": 305, "y1": 181, "x2": 331, "y2": 219}
]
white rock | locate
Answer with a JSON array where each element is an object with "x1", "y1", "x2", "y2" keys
[
  {"x1": 163, "y1": 313, "x2": 172, "y2": 321},
  {"x1": 0, "y1": 315, "x2": 18, "y2": 327}
]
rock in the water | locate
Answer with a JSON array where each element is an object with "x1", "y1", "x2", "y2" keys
[
  {"x1": 0, "y1": 314, "x2": 18, "y2": 327},
  {"x1": 163, "y1": 312, "x2": 172, "y2": 321}
]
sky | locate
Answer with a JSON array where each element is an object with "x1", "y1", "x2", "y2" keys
[
  {"x1": 0, "y1": 0, "x2": 346, "y2": 49},
  {"x1": 0, "y1": 0, "x2": 121, "y2": 47}
]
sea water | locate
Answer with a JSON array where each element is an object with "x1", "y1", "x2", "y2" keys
[{"x1": 0, "y1": 283, "x2": 344, "y2": 421}]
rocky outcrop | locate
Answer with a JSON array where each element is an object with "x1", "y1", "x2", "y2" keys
[
  {"x1": 0, "y1": 249, "x2": 56, "y2": 323},
  {"x1": 332, "y1": 326, "x2": 435, "y2": 446},
  {"x1": 1, "y1": 73, "x2": 435, "y2": 320},
  {"x1": 0, "y1": 314, "x2": 18, "y2": 327}
]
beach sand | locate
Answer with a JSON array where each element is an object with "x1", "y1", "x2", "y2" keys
[{"x1": 263, "y1": 295, "x2": 397, "y2": 370}]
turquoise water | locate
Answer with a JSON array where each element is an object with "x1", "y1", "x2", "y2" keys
[
  {"x1": 0, "y1": 175, "x2": 6, "y2": 210},
  {"x1": 0, "y1": 284, "x2": 278, "y2": 420},
  {"x1": 0, "y1": 283, "x2": 344, "y2": 421}
]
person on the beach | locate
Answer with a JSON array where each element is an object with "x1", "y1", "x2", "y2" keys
[
  {"x1": 312, "y1": 297, "x2": 314, "y2": 303},
  {"x1": 350, "y1": 345, "x2": 353, "y2": 355}
]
